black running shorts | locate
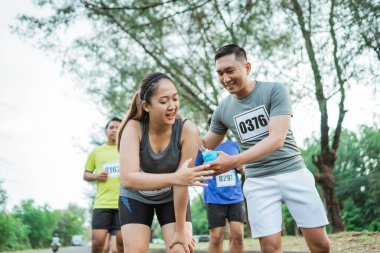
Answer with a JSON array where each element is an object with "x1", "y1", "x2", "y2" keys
[
  {"x1": 92, "y1": 208, "x2": 121, "y2": 230},
  {"x1": 206, "y1": 201, "x2": 246, "y2": 228},
  {"x1": 119, "y1": 196, "x2": 191, "y2": 227}
]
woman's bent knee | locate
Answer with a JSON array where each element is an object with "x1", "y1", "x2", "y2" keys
[{"x1": 167, "y1": 244, "x2": 187, "y2": 253}]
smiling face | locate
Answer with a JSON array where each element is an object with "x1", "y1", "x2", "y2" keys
[
  {"x1": 143, "y1": 78, "x2": 179, "y2": 126},
  {"x1": 216, "y1": 54, "x2": 252, "y2": 98}
]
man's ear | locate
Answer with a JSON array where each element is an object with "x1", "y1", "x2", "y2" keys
[{"x1": 245, "y1": 62, "x2": 251, "y2": 75}]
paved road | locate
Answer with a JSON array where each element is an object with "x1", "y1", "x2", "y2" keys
[{"x1": 31, "y1": 246, "x2": 91, "y2": 253}]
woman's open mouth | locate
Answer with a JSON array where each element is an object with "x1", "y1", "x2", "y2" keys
[{"x1": 167, "y1": 113, "x2": 175, "y2": 120}]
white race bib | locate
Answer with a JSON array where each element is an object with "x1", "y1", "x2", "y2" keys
[
  {"x1": 102, "y1": 162, "x2": 120, "y2": 178},
  {"x1": 216, "y1": 170, "x2": 236, "y2": 187},
  {"x1": 233, "y1": 105, "x2": 269, "y2": 143}
]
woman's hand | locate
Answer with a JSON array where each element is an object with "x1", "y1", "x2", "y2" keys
[
  {"x1": 168, "y1": 228, "x2": 195, "y2": 253},
  {"x1": 175, "y1": 159, "x2": 214, "y2": 186}
]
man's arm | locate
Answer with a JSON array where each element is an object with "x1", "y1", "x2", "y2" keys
[
  {"x1": 83, "y1": 150, "x2": 108, "y2": 182},
  {"x1": 201, "y1": 131, "x2": 225, "y2": 150},
  {"x1": 210, "y1": 115, "x2": 291, "y2": 174},
  {"x1": 83, "y1": 170, "x2": 108, "y2": 182}
]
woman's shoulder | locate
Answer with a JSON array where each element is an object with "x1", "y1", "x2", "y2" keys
[
  {"x1": 181, "y1": 119, "x2": 199, "y2": 136},
  {"x1": 126, "y1": 119, "x2": 141, "y2": 128},
  {"x1": 122, "y1": 119, "x2": 142, "y2": 137}
]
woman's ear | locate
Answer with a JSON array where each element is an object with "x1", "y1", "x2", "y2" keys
[{"x1": 142, "y1": 101, "x2": 150, "y2": 112}]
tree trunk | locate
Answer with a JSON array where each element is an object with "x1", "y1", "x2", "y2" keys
[
  {"x1": 319, "y1": 172, "x2": 344, "y2": 232},
  {"x1": 281, "y1": 221, "x2": 288, "y2": 236},
  {"x1": 241, "y1": 174, "x2": 252, "y2": 237},
  {"x1": 244, "y1": 199, "x2": 252, "y2": 238},
  {"x1": 291, "y1": 0, "x2": 345, "y2": 232},
  {"x1": 314, "y1": 151, "x2": 345, "y2": 232}
]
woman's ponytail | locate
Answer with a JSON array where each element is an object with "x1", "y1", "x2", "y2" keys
[{"x1": 117, "y1": 92, "x2": 144, "y2": 151}]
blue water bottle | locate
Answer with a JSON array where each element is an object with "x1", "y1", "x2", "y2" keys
[{"x1": 200, "y1": 146, "x2": 218, "y2": 162}]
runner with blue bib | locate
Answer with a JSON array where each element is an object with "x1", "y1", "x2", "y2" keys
[{"x1": 196, "y1": 140, "x2": 245, "y2": 253}]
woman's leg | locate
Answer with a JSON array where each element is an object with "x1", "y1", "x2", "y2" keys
[
  {"x1": 118, "y1": 196, "x2": 155, "y2": 253},
  {"x1": 162, "y1": 222, "x2": 193, "y2": 253}
]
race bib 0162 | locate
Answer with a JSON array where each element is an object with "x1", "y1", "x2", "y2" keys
[
  {"x1": 102, "y1": 162, "x2": 120, "y2": 178},
  {"x1": 233, "y1": 105, "x2": 269, "y2": 143}
]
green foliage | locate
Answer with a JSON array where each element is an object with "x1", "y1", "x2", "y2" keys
[
  {"x1": 0, "y1": 185, "x2": 88, "y2": 250},
  {"x1": 151, "y1": 217, "x2": 163, "y2": 240},
  {"x1": 11, "y1": 0, "x2": 378, "y2": 118},
  {"x1": 0, "y1": 180, "x2": 7, "y2": 210},
  {"x1": 301, "y1": 125, "x2": 380, "y2": 232},
  {"x1": 0, "y1": 212, "x2": 30, "y2": 251},
  {"x1": 282, "y1": 203, "x2": 297, "y2": 235},
  {"x1": 334, "y1": 126, "x2": 380, "y2": 231},
  {"x1": 54, "y1": 203, "x2": 87, "y2": 246},
  {"x1": 342, "y1": 198, "x2": 366, "y2": 231},
  {"x1": 190, "y1": 195, "x2": 208, "y2": 235},
  {"x1": 13, "y1": 199, "x2": 60, "y2": 248},
  {"x1": 10, "y1": 0, "x2": 302, "y2": 123}
]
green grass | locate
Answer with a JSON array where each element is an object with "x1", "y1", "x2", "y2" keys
[
  {"x1": 149, "y1": 232, "x2": 380, "y2": 253},
  {"x1": 2, "y1": 232, "x2": 379, "y2": 253}
]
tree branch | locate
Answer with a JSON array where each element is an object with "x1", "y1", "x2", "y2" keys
[
  {"x1": 329, "y1": 0, "x2": 347, "y2": 152},
  {"x1": 115, "y1": 0, "x2": 211, "y2": 30},
  {"x1": 213, "y1": 0, "x2": 236, "y2": 42},
  {"x1": 291, "y1": 0, "x2": 330, "y2": 152},
  {"x1": 103, "y1": 12, "x2": 213, "y2": 114},
  {"x1": 81, "y1": 0, "x2": 175, "y2": 11}
]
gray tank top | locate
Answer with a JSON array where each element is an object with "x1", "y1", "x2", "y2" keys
[{"x1": 119, "y1": 118, "x2": 186, "y2": 204}]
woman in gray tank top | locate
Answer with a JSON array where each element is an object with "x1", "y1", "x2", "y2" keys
[{"x1": 117, "y1": 72, "x2": 213, "y2": 253}]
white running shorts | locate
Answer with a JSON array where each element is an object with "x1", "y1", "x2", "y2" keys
[{"x1": 243, "y1": 168, "x2": 329, "y2": 238}]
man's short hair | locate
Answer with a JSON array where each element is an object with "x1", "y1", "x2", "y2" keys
[
  {"x1": 105, "y1": 117, "x2": 122, "y2": 130},
  {"x1": 214, "y1": 44, "x2": 247, "y2": 63}
]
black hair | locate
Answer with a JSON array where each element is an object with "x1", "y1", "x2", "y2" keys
[
  {"x1": 105, "y1": 116, "x2": 122, "y2": 130},
  {"x1": 117, "y1": 72, "x2": 174, "y2": 151},
  {"x1": 214, "y1": 44, "x2": 247, "y2": 63}
]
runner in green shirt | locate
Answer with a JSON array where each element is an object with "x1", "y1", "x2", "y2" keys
[{"x1": 84, "y1": 117, "x2": 123, "y2": 253}]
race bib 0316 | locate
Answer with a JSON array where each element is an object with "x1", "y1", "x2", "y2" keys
[{"x1": 233, "y1": 105, "x2": 269, "y2": 143}]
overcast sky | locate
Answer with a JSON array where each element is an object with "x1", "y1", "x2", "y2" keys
[
  {"x1": 0, "y1": 1, "x2": 378, "y2": 211},
  {"x1": 0, "y1": 1, "x2": 104, "y2": 210}
]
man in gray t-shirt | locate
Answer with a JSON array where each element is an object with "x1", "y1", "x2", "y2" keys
[{"x1": 202, "y1": 44, "x2": 330, "y2": 253}]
